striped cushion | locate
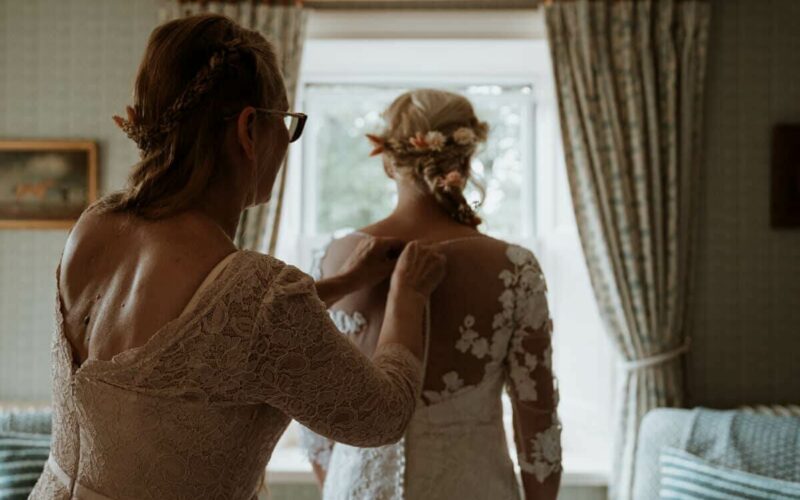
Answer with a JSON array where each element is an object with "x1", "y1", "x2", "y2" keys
[
  {"x1": 660, "y1": 447, "x2": 800, "y2": 499},
  {"x1": 0, "y1": 432, "x2": 50, "y2": 500},
  {"x1": 0, "y1": 408, "x2": 52, "y2": 435}
]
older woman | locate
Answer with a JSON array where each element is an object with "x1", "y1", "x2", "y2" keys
[{"x1": 30, "y1": 14, "x2": 444, "y2": 500}]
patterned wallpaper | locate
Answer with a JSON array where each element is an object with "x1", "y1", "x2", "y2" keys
[
  {"x1": 0, "y1": 0, "x2": 798, "y2": 411},
  {"x1": 0, "y1": 0, "x2": 158, "y2": 400},
  {"x1": 688, "y1": 0, "x2": 800, "y2": 407}
]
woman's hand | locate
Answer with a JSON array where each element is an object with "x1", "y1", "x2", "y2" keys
[
  {"x1": 377, "y1": 242, "x2": 447, "y2": 361},
  {"x1": 390, "y1": 241, "x2": 447, "y2": 300},
  {"x1": 315, "y1": 236, "x2": 406, "y2": 308},
  {"x1": 339, "y1": 236, "x2": 406, "y2": 290}
]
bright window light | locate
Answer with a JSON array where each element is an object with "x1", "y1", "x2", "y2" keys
[
  {"x1": 270, "y1": 38, "x2": 613, "y2": 487},
  {"x1": 302, "y1": 83, "x2": 536, "y2": 240}
]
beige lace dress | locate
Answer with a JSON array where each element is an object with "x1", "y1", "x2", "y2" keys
[{"x1": 30, "y1": 250, "x2": 422, "y2": 500}]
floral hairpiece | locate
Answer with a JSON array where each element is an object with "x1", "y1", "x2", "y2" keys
[
  {"x1": 436, "y1": 170, "x2": 465, "y2": 189},
  {"x1": 366, "y1": 126, "x2": 479, "y2": 157},
  {"x1": 112, "y1": 38, "x2": 245, "y2": 155}
]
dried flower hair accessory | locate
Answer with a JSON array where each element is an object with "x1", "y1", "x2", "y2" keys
[
  {"x1": 435, "y1": 170, "x2": 465, "y2": 190},
  {"x1": 113, "y1": 105, "x2": 151, "y2": 153},
  {"x1": 113, "y1": 38, "x2": 246, "y2": 156},
  {"x1": 366, "y1": 125, "x2": 481, "y2": 157},
  {"x1": 366, "y1": 134, "x2": 385, "y2": 157},
  {"x1": 453, "y1": 127, "x2": 477, "y2": 146},
  {"x1": 408, "y1": 132, "x2": 429, "y2": 151},
  {"x1": 425, "y1": 131, "x2": 446, "y2": 151}
]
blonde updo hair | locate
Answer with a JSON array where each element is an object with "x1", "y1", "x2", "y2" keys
[
  {"x1": 99, "y1": 14, "x2": 287, "y2": 219},
  {"x1": 373, "y1": 89, "x2": 489, "y2": 227}
]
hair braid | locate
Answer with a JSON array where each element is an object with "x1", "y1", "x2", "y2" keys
[
  {"x1": 373, "y1": 89, "x2": 488, "y2": 227},
  {"x1": 117, "y1": 38, "x2": 245, "y2": 156},
  {"x1": 100, "y1": 14, "x2": 287, "y2": 219},
  {"x1": 418, "y1": 157, "x2": 482, "y2": 227}
]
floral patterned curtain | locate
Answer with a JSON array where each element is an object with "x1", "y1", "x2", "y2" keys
[
  {"x1": 160, "y1": 0, "x2": 308, "y2": 254},
  {"x1": 544, "y1": 1, "x2": 710, "y2": 498}
]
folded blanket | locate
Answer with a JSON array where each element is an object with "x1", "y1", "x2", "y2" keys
[
  {"x1": 660, "y1": 447, "x2": 800, "y2": 500},
  {"x1": 0, "y1": 408, "x2": 52, "y2": 435},
  {"x1": 0, "y1": 408, "x2": 52, "y2": 500},
  {"x1": 0, "y1": 432, "x2": 51, "y2": 500},
  {"x1": 681, "y1": 408, "x2": 800, "y2": 482}
]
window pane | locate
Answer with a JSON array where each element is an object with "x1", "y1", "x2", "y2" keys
[{"x1": 304, "y1": 84, "x2": 533, "y2": 239}]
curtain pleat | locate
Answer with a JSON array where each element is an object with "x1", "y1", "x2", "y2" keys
[{"x1": 544, "y1": 1, "x2": 710, "y2": 498}]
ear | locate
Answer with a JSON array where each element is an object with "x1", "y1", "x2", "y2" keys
[
  {"x1": 236, "y1": 106, "x2": 257, "y2": 161},
  {"x1": 382, "y1": 156, "x2": 395, "y2": 179}
]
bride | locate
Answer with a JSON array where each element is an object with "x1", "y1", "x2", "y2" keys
[{"x1": 301, "y1": 89, "x2": 561, "y2": 499}]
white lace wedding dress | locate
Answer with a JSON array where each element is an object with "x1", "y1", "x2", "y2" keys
[{"x1": 301, "y1": 233, "x2": 561, "y2": 500}]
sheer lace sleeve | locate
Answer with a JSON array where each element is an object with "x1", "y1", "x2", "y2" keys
[
  {"x1": 504, "y1": 246, "x2": 562, "y2": 493},
  {"x1": 249, "y1": 264, "x2": 422, "y2": 447},
  {"x1": 299, "y1": 241, "x2": 335, "y2": 470}
]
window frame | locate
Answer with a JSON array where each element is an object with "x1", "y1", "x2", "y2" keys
[
  {"x1": 271, "y1": 37, "x2": 613, "y2": 488},
  {"x1": 298, "y1": 81, "x2": 540, "y2": 245}
]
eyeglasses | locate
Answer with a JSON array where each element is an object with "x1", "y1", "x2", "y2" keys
[
  {"x1": 255, "y1": 109, "x2": 307, "y2": 143},
  {"x1": 224, "y1": 108, "x2": 307, "y2": 143}
]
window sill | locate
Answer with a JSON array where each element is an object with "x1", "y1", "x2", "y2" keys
[{"x1": 266, "y1": 446, "x2": 609, "y2": 487}]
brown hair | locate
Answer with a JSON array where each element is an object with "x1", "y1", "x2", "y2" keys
[
  {"x1": 375, "y1": 89, "x2": 488, "y2": 227},
  {"x1": 98, "y1": 14, "x2": 287, "y2": 219}
]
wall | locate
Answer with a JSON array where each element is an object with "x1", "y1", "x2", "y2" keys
[
  {"x1": 0, "y1": 0, "x2": 158, "y2": 400},
  {"x1": 689, "y1": 0, "x2": 800, "y2": 407},
  {"x1": 0, "y1": 0, "x2": 797, "y2": 487}
]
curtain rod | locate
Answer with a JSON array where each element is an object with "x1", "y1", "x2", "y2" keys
[{"x1": 303, "y1": 0, "x2": 539, "y2": 9}]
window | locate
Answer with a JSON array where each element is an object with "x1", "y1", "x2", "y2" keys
[
  {"x1": 271, "y1": 37, "x2": 612, "y2": 487},
  {"x1": 302, "y1": 83, "x2": 536, "y2": 240}
]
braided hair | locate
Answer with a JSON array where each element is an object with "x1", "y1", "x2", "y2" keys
[
  {"x1": 101, "y1": 14, "x2": 286, "y2": 219},
  {"x1": 115, "y1": 38, "x2": 246, "y2": 156},
  {"x1": 371, "y1": 89, "x2": 489, "y2": 227}
]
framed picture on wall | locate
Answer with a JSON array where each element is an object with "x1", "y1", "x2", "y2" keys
[
  {"x1": 0, "y1": 140, "x2": 98, "y2": 229},
  {"x1": 771, "y1": 124, "x2": 800, "y2": 228}
]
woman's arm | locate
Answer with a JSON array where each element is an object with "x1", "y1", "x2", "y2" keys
[
  {"x1": 509, "y1": 332, "x2": 561, "y2": 499},
  {"x1": 311, "y1": 462, "x2": 326, "y2": 488},
  {"x1": 248, "y1": 243, "x2": 444, "y2": 447},
  {"x1": 506, "y1": 249, "x2": 561, "y2": 499},
  {"x1": 315, "y1": 236, "x2": 405, "y2": 308},
  {"x1": 314, "y1": 272, "x2": 360, "y2": 309},
  {"x1": 301, "y1": 235, "x2": 408, "y2": 486}
]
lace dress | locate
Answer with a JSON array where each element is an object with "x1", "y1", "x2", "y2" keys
[
  {"x1": 301, "y1": 234, "x2": 561, "y2": 500},
  {"x1": 30, "y1": 250, "x2": 421, "y2": 500}
]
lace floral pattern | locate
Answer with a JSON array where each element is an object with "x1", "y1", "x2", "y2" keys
[
  {"x1": 301, "y1": 238, "x2": 562, "y2": 496},
  {"x1": 421, "y1": 371, "x2": 467, "y2": 404},
  {"x1": 329, "y1": 310, "x2": 367, "y2": 336},
  {"x1": 519, "y1": 415, "x2": 563, "y2": 483},
  {"x1": 425, "y1": 245, "x2": 550, "y2": 401},
  {"x1": 423, "y1": 244, "x2": 561, "y2": 483},
  {"x1": 300, "y1": 427, "x2": 335, "y2": 470},
  {"x1": 31, "y1": 251, "x2": 421, "y2": 500},
  {"x1": 502, "y1": 246, "x2": 562, "y2": 484}
]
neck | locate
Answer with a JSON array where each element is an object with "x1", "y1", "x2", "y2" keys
[
  {"x1": 392, "y1": 181, "x2": 451, "y2": 223},
  {"x1": 193, "y1": 184, "x2": 247, "y2": 241}
]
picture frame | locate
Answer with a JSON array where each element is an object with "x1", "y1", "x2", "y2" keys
[
  {"x1": 0, "y1": 140, "x2": 98, "y2": 229},
  {"x1": 771, "y1": 124, "x2": 800, "y2": 229}
]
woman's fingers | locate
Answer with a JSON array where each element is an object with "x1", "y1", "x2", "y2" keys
[
  {"x1": 392, "y1": 241, "x2": 447, "y2": 298},
  {"x1": 339, "y1": 236, "x2": 407, "y2": 288},
  {"x1": 372, "y1": 237, "x2": 406, "y2": 261}
]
